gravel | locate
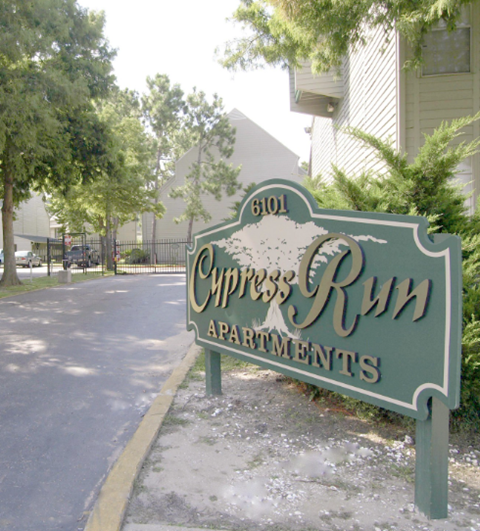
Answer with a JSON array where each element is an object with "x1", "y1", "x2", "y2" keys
[{"x1": 124, "y1": 364, "x2": 480, "y2": 531}]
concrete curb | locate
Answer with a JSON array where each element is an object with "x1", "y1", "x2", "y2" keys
[{"x1": 84, "y1": 343, "x2": 202, "y2": 531}]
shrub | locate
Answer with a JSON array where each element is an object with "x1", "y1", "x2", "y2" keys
[
  {"x1": 125, "y1": 248, "x2": 150, "y2": 264},
  {"x1": 304, "y1": 113, "x2": 480, "y2": 432}
]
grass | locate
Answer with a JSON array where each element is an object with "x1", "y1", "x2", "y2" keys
[
  {"x1": 391, "y1": 463, "x2": 415, "y2": 483},
  {"x1": 162, "y1": 415, "x2": 190, "y2": 428},
  {"x1": 0, "y1": 270, "x2": 115, "y2": 299},
  {"x1": 180, "y1": 350, "x2": 258, "y2": 390},
  {"x1": 192, "y1": 350, "x2": 256, "y2": 374},
  {"x1": 247, "y1": 453, "x2": 264, "y2": 469}
]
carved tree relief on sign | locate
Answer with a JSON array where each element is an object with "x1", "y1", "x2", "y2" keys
[{"x1": 187, "y1": 180, "x2": 461, "y2": 421}]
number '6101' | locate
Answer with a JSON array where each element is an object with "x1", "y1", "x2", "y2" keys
[{"x1": 251, "y1": 195, "x2": 288, "y2": 216}]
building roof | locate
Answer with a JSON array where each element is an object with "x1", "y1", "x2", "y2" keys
[{"x1": 15, "y1": 234, "x2": 62, "y2": 244}]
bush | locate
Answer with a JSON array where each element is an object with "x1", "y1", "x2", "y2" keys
[
  {"x1": 304, "y1": 113, "x2": 480, "y2": 432},
  {"x1": 125, "y1": 248, "x2": 150, "y2": 264}
]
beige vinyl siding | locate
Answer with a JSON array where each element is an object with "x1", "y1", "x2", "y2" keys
[
  {"x1": 289, "y1": 70, "x2": 331, "y2": 117},
  {"x1": 296, "y1": 61, "x2": 344, "y2": 99},
  {"x1": 144, "y1": 110, "x2": 302, "y2": 241},
  {"x1": 404, "y1": 4, "x2": 480, "y2": 212},
  {"x1": 116, "y1": 221, "x2": 138, "y2": 241},
  {"x1": 311, "y1": 25, "x2": 398, "y2": 180},
  {"x1": 1, "y1": 194, "x2": 52, "y2": 251}
]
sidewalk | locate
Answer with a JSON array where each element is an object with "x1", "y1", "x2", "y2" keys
[{"x1": 88, "y1": 346, "x2": 480, "y2": 531}]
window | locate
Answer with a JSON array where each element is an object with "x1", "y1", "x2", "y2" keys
[{"x1": 422, "y1": 8, "x2": 471, "y2": 76}]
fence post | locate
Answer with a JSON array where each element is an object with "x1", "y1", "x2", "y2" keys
[
  {"x1": 114, "y1": 239, "x2": 117, "y2": 275},
  {"x1": 47, "y1": 238, "x2": 51, "y2": 277}
]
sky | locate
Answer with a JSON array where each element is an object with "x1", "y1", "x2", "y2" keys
[{"x1": 76, "y1": 0, "x2": 312, "y2": 163}]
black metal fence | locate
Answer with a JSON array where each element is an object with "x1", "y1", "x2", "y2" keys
[
  {"x1": 114, "y1": 239, "x2": 188, "y2": 274},
  {"x1": 44, "y1": 236, "x2": 105, "y2": 277},
  {"x1": 42, "y1": 237, "x2": 188, "y2": 277}
]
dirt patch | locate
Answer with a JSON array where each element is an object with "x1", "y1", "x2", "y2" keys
[{"x1": 125, "y1": 364, "x2": 480, "y2": 531}]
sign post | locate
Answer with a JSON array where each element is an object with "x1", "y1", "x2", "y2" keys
[{"x1": 186, "y1": 179, "x2": 462, "y2": 518}]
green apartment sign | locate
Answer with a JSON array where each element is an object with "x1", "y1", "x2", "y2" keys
[
  {"x1": 187, "y1": 179, "x2": 462, "y2": 422},
  {"x1": 187, "y1": 179, "x2": 462, "y2": 518}
]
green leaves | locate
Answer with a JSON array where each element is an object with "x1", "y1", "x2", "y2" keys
[
  {"x1": 0, "y1": 0, "x2": 115, "y2": 286},
  {"x1": 221, "y1": 0, "x2": 474, "y2": 73},
  {"x1": 170, "y1": 90, "x2": 241, "y2": 241},
  {"x1": 307, "y1": 114, "x2": 480, "y2": 430},
  {"x1": 47, "y1": 87, "x2": 163, "y2": 237}
]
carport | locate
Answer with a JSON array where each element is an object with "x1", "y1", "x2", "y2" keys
[{"x1": 14, "y1": 234, "x2": 62, "y2": 262}]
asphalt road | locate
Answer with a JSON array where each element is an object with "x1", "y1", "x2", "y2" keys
[{"x1": 0, "y1": 274, "x2": 193, "y2": 531}]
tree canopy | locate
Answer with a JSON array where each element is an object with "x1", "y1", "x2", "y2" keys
[
  {"x1": 169, "y1": 90, "x2": 241, "y2": 242},
  {"x1": 220, "y1": 0, "x2": 475, "y2": 73},
  {"x1": 141, "y1": 74, "x2": 186, "y2": 241},
  {"x1": 47, "y1": 88, "x2": 165, "y2": 269},
  {"x1": 0, "y1": 0, "x2": 115, "y2": 286}
]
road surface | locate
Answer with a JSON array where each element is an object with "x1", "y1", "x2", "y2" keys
[{"x1": 0, "y1": 274, "x2": 193, "y2": 531}]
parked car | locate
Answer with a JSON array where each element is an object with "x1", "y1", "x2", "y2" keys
[
  {"x1": 15, "y1": 250, "x2": 42, "y2": 268},
  {"x1": 0, "y1": 249, "x2": 3, "y2": 265},
  {"x1": 64, "y1": 245, "x2": 100, "y2": 268}
]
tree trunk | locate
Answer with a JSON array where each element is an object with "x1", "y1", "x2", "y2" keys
[
  {"x1": 0, "y1": 166, "x2": 22, "y2": 286},
  {"x1": 151, "y1": 147, "x2": 162, "y2": 263},
  {"x1": 151, "y1": 177, "x2": 159, "y2": 241},
  {"x1": 105, "y1": 216, "x2": 114, "y2": 271},
  {"x1": 187, "y1": 216, "x2": 194, "y2": 244},
  {"x1": 187, "y1": 144, "x2": 202, "y2": 244}
]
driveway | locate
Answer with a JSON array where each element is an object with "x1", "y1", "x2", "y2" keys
[{"x1": 0, "y1": 274, "x2": 193, "y2": 531}]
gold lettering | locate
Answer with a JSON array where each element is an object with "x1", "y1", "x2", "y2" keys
[
  {"x1": 311, "y1": 343, "x2": 333, "y2": 370},
  {"x1": 276, "y1": 270, "x2": 295, "y2": 305},
  {"x1": 359, "y1": 356, "x2": 381, "y2": 383},
  {"x1": 239, "y1": 269, "x2": 255, "y2": 298},
  {"x1": 361, "y1": 277, "x2": 395, "y2": 317},
  {"x1": 222, "y1": 268, "x2": 239, "y2": 308},
  {"x1": 218, "y1": 321, "x2": 230, "y2": 340},
  {"x1": 256, "y1": 330, "x2": 270, "y2": 352},
  {"x1": 228, "y1": 325, "x2": 241, "y2": 345},
  {"x1": 271, "y1": 334, "x2": 291, "y2": 359},
  {"x1": 250, "y1": 269, "x2": 267, "y2": 301},
  {"x1": 294, "y1": 340, "x2": 311, "y2": 365},
  {"x1": 207, "y1": 319, "x2": 218, "y2": 338},
  {"x1": 211, "y1": 268, "x2": 225, "y2": 307},
  {"x1": 289, "y1": 234, "x2": 363, "y2": 336},
  {"x1": 189, "y1": 244, "x2": 214, "y2": 313},
  {"x1": 336, "y1": 349, "x2": 357, "y2": 377},
  {"x1": 262, "y1": 270, "x2": 280, "y2": 303},
  {"x1": 392, "y1": 278, "x2": 431, "y2": 321},
  {"x1": 242, "y1": 327, "x2": 257, "y2": 349}
]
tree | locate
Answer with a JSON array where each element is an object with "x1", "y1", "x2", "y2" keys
[
  {"x1": 220, "y1": 0, "x2": 474, "y2": 74},
  {"x1": 307, "y1": 113, "x2": 480, "y2": 234},
  {"x1": 0, "y1": 0, "x2": 115, "y2": 286},
  {"x1": 169, "y1": 90, "x2": 242, "y2": 242},
  {"x1": 224, "y1": 182, "x2": 257, "y2": 221},
  {"x1": 141, "y1": 74, "x2": 186, "y2": 241},
  {"x1": 47, "y1": 88, "x2": 165, "y2": 270}
]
